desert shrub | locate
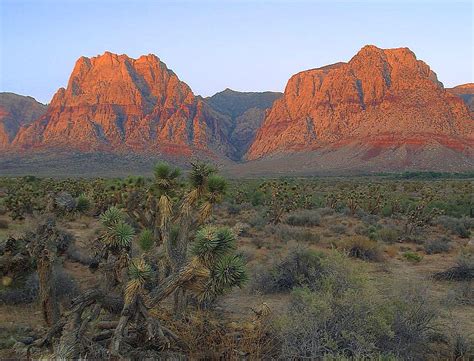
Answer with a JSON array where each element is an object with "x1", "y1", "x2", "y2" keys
[
  {"x1": 75, "y1": 194, "x2": 91, "y2": 213},
  {"x1": 251, "y1": 249, "x2": 360, "y2": 295},
  {"x1": 329, "y1": 224, "x2": 347, "y2": 235},
  {"x1": 250, "y1": 189, "x2": 266, "y2": 207},
  {"x1": 381, "y1": 204, "x2": 393, "y2": 217},
  {"x1": 445, "y1": 281, "x2": 473, "y2": 306},
  {"x1": 276, "y1": 278, "x2": 438, "y2": 359},
  {"x1": 437, "y1": 215, "x2": 471, "y2": 238},
  {"x1": 354, "y1": 224, "x2": 368, "y2": 236},
  {"x1": 356, "y1": 209, "x2": 380, "y2": 225},
  {"x1": 226, "y1": 202, "x2": 242, "y2": 216},
  {"x1": 434, "y1": 250, "x2": 474, "y2": 281},
  {"x1": 445, "y1": 328, "x2": 474, "y2": 360},
  {"x1": 318, "y1": 207, "x2": 335, "y2": 217},
  {"x1": 424, "y1": 236, "x2": 452, "y2": 255},
  {"x1": 403, "y1": 251, "x2": 423, "y2": 262},
  {"x1": 285, "y1": 210, "x2": 320, "y2": 227},
  {"x1": 248, "y1": 212, "x2": 267, "y2": 230},
  {"x1": 428, "y1": 197, "x2": 472, "y2": 218},
  {"x1": 383, "y1": 281, "x2": 439, "y2": 359},
  {"x1": 340, "y1": 236, "x2": 383, "y2": 262},
  {"x1": 277, "y1": 286, "x2": 391, "y2": 359},
  {"x1": 266, "y1": 224, "x2": 320, "y2": 243},
  {"x1": 0, "y1": 219, "x2": 8, "y2": 229},
  {"x1": 377, "y1": 227, "x2": 399, "y2": 243}
]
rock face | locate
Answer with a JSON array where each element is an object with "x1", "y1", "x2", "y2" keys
[
  {"x1": 247, "y1": 45, "x2": 473, "y2": 161},
  {"x1": 12, "y1": 52, "x2": 234, "y2": 157},
  {"x1": 448, "y1": 83, "x2": 474, "y2": 117},
  {"x1": 0, "y1": 93, "x2": 46, "y2": 148},
  {"x1": 204, "y1": 89, "x2": 282, "y2": 158}
]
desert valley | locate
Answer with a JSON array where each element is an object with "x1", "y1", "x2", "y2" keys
[{"x1": 0, "y1": 1, "x2": 473, "y2": 359}]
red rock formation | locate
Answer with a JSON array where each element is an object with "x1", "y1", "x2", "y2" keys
[
  {"x1": 448, "y1": 83, "x2": 474, "y2": 117},
  {"x1": 13, "y1": 52, "x2": 233, "y2": 157},
  {"x1": 0, "y1": 93, "x2": 46, "y2": 148},
  {"x1": 247, "y1": 45, "x2": 473, "y2": 160}
]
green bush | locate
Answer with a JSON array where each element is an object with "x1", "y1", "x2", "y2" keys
[
  {"x1": 403, "y1": 251, "x2": 423, "y2": 262},
  {"x1": 138, "y1": 229, "x2": 154, "y2": 252},
  {"x1": 75, "y1": 194, "x2": 91, "y2": 213}
]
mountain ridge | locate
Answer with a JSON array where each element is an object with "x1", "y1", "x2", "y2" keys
[{"x1": 1, "y1": 46, "x2": 473, "y2": 175}]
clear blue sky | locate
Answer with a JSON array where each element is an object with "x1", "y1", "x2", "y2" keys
[{"x1": 0, "y1": 0, "x2": 472, "y2": 104}]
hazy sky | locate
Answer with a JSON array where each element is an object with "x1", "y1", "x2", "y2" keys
[{"x1": 0, "y1": 0, "x2": 472, "y2": 104}]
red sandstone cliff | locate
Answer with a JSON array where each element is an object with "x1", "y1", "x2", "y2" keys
[
  {"x1": 13, "y1": 52, "x2": 233, "y2": 157},
  {"x1": 247, "y1": 45, "x2": 473, "y2": 160}
]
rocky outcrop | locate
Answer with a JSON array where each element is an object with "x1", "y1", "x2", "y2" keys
[
  {"x1": 0, "y1": 93, "x2": 46, "y2": 147},
  {"x1": 448, "y1": 83, "x2": 474, "y2": 117},
  {"x1": 204, "y1": 89, "x2": 282, "y2": 158},
  {"x1": 247, "y1": 46, "x2": 473, "y2": 160},
  {"x1": 12, "y1": 52, "x2": 234, "y2": 157}
]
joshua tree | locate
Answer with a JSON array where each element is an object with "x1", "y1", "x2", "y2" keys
[
  {"x1": 124, "y1": 161, "x2": 227, "y2": 313},
  {"x1": 26, "y1": 219, "x2": 72, "y2": 326},
  {"x1": 27, "y1": 163, "x2": 246, "y2": 359}
]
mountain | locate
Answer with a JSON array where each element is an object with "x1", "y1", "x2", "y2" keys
[
  {"x1": 0, "y1": 93, "x2": 46, "y2": 147},
  {"x1": 246, "y1": 45, "x2": 473, "y2": 172},
  {"x1": 448, "y1": 83, "x2": 474, "y2": 117},
  {"x1": 1, "y1": 46, "x2": 473, "y2": 175},
  {"x1": 11, "y1": 52, "x2": 234, "y2": 158},
  {"x1": 204, "y1": 89, "x2": 282, "y2": 158}
]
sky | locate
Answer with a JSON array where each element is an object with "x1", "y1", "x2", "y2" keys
[{"x1": 0, "y1": 0, "x2": 472, "y2": 104}]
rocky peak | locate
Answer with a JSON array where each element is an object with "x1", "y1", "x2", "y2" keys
[
  {"x1": 247, "y1": 45, "x2": 473, "y2": 160},
  {"x1": 12, "y1": 52, "x2": 233, "y2": 157}
]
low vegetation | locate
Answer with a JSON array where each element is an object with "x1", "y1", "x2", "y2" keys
[{"x1": 0, "y1": 172, "x2": 472, "y2": 359}]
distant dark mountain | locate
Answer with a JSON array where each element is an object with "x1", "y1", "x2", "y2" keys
[
  {"x1": 204, "y1": 89, "x2": 282, "y2": 158},
  {"x1": 0, "y1": 93, "x2": 46, "y2": 147}
]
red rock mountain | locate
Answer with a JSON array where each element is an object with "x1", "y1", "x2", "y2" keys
[
  {"x1": 247, "y1": 45, "x2": 473, "y2": 162},
  {"x1": 448, "y1": 83, "x2": 474, "y2": 117},
  {"x1": 0, "y1": 93, "x2": 46, "y2": 148},
  {"x1": 12, "y1": 52, "x2": 234, "y2": 157}
]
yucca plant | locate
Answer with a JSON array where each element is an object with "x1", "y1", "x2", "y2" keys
[
  {"x1": 192, "y1": 226, "x2": 236, "y2": 268},
  {"x1": 100, "y1": 206, "x2": 125, "y2": 227},
  {"x1": 211, "y1": 254, "x2": 248, "y2": 293},
  {"x1": 125, "y1": 258, "x2": 152, "y2": 304},
  {"x1": 191, "y1": 226, "x2": 246, "y2": 303},
  {"x1": 102, "y1": 220, "x2": 135, "y2": 249}
]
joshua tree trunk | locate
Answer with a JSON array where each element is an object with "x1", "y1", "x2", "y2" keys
[{"x1": 37, "y1": 255, "x2": 60, "y2": 327}]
